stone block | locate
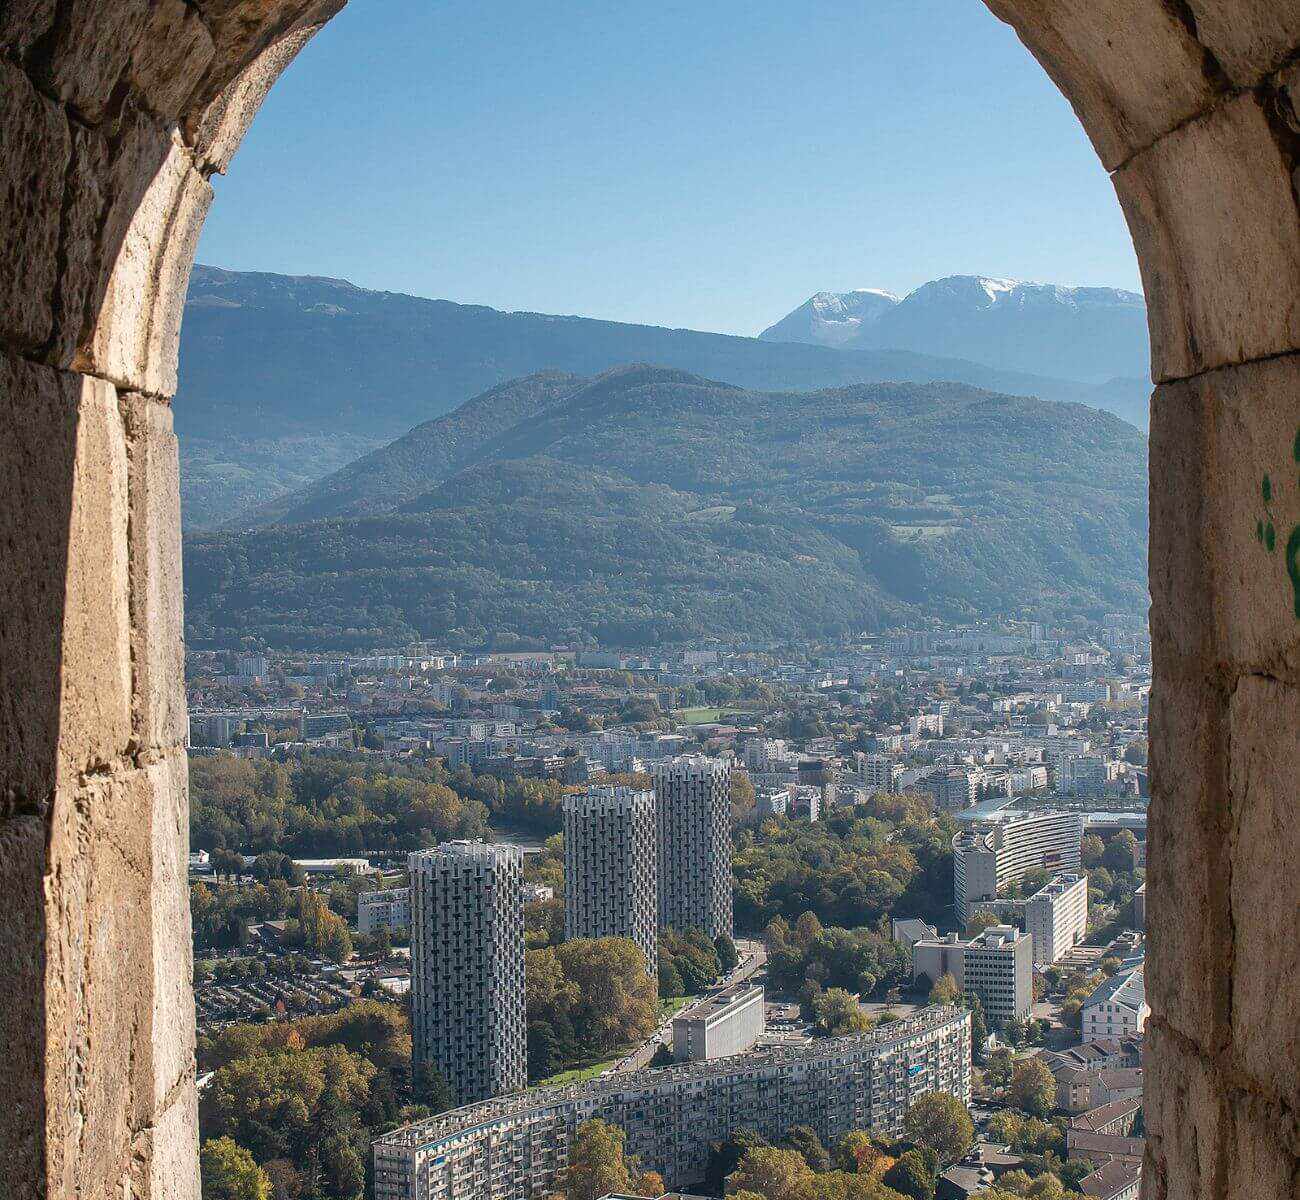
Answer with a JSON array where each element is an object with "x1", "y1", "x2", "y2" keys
[
  {"x1": 1185, "y1": 0, "x2": 1300, "y2": 88},
  {"x1": 0, "y1": 815, "x2": 49, "y2": 1199},
  {"x1": 139, "y1": 1088, "x2": 201, "y2": 1200},
  {"x1": 128, "y1": 0, "x2": 217, "y2": 124},
  {"x1": 62, "y1": 105, "x2": 175, "y2": 373},
  {"x1": 1117, "y1": 93, "x2": 1300, "y2": 382},
  {"x1": 1151, "y1": 355, "x2": 1300, "y2": 675},
  {"x1": 0, "y1": 352, "x2": 79, "y2": 807},
  {"x1": 30, "y1": 0, "x2": 153, "y2": 125},
  {"x1": 84, "y1": 138, "x2": 212, "y2": 397},
  {"x1": 189, "y1": 23, "x2": 320, "y2": 173},
  {"x1": 59, "y1": 374, "x2": 133, "y2": 785},
  {"x1": 0, "y1": 0, "x2": 57, "y2": 56},
  {"x1": 1226, "y1": 676, "x2": 1300, "y2": 1114},
  {"x1": 983, "y1": 0, "x2": 1221, "y2": 171},
  {"x1": 0, "y1": 60, "x2": 71, "y2": 353},
  {"x1": 1146, "y1": 669, "x2": 1233, "y2": 1055},
  {"x1": 1143, "y1": 1025, "x2": 1224, "y2": 1200},
  {"x1": 148, "y1": 752, "x2": 195, "y2": 1109},
  {"x1": 44, "y1": 773, "x2": 155, "y2": 1199},
  {"x1": 123, "y1": 395, "x2": 188, "y2": 752}
]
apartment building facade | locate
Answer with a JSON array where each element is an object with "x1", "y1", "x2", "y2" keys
[
  {"x1": 374, "y1": 1008, "x2": 971, "y2": 1200},
  {"x1": 409, "y1": 842, "x2": 526, "y2": 1104},
  {"x1": 654, "y1": 756, "x2": 733, "y2": 939},
  {"x1": 563, "y1": 787, "x2": 659, "y2": 976}
]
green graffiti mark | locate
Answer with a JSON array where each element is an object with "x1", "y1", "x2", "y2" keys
[
  {"x1": 1288, "y1": 526, "x2": 1300, "y2": 618},
  {"x1": 1266, "y1": 521, "x2": 1276, "y2": 553},
  {"x1": 1257, "y1": 518, "x2": 1265, "y2": 543},
  {"x1": 1293, "y1": 427, "x2": 1300, "y2": 463},
  {"x1": 1263, "y1": 474, "x2": 1273, "y2": 503}
]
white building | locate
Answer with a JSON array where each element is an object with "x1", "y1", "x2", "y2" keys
[
  {"x1": 961, "y1": 924, "x2": 1034, "y2": 1026},
  {"x1": 409, "y1": 842, "x2": 526, "y2": 1104},
  {"x1": 1025, "y1": 872, "x2": 1089, "y2": 965},
  {"x1": 1082, "y1": 967, "x2": 1149, "y2": 1042},
  {"x1": 953, "y1": 808, "x2": 1084, "y2": 922},
  {"x1": 563, "y1": 787, "x2": 658, "y2": 977},
  {"x1": 358, "y1": 887, "x2": 411, "y2": 934},
  {"x1": 672, "y1": 984, "x2": 766, "y2": 1061}
]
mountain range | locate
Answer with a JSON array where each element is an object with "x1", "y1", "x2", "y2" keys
[
  {"x1": 759, "y1": 276, "x2": 1151, "y2": 385},
  {"x1": 183, "y1": 365, "x2": 1149, "y2": 650},
  {"x1": 175, "y1": 267, "x2": 1150, "y2": 528}
]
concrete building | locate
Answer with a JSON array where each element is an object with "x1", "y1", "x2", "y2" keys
[
  {"x1": 409, "y1": 842, "x2": 526, "y2": 1104},
  {"x1": 1024, "y1": 872, "x2": 1089, "y2": 964},
  {"x1": 654, "y1": 756, "x2": 732, "y2": 939},
  {"x1": 913, "y1": 933, "x2": 970, "y2": 995},
  {"x1": 953, "y1": 809, "x2": 1084, "y2": 922},
  {"x1": 373, "y1": 1008, "x2": 971, "y2": 1200},
  {"x1": 358, "y1": 886, "x2": 411, "y2": 934},
  {"x1": 300, "y1": 710, "x2": 353, "y2": 739},
  {"x1": 961, "y1": 924, "x2": 1034, "y2": 1025},
  {"x1": 1133, "y1": 882, "x2": 1146, "y2": 929},
  {"x1": 929, "y1": 767, "x2": 979, "y2": 813},
  {"x1": 858, "y1": 753, "x2": 902, "y2": 794},
  {"x1": 564, "y1": 787, "x2": 658, "y2": 977},
  {"x1": 672, "y1": 984, "x2": 765, "y2": 1061},
  {"x1": 1083, "y1": 967, "x2": 1149, "y2": 1043}
]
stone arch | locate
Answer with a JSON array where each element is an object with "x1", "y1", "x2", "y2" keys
[{"x1": 1, "y1": 3, "x2": 1297, "y2": 1197}]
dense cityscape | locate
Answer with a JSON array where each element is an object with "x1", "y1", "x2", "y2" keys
[{"x1": 189, "y1": 618, "x2": 1149, "y2": 1200}]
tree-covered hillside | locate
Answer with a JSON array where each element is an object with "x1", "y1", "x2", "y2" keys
[{"x1": 183, "y1": 366, "x2": 1148, "y2": 648}]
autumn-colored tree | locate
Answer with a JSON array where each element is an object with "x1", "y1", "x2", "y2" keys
[
  {"x1": 728, "y1": 1146, "x2": 815, "y2": 1200},
  {"x1": 813, "y1": 988, "x2": 873, "y2": 1037},
  {"x1": 927, "y1": 973, "x2": 961, "y2": 1006},
  {"x1": 1008, "y1": 1057, "x2": 1056, "y2": 1117},
  {"x1": 902, "y1": 1092, "x2": 974, "y2": 1166},
  {"x1": 201, "y1": 1137, "x2": 271, "y2": 1200},
  {"x1": 562, "y1": 1119, "x2": 634, "y2": 1200}
]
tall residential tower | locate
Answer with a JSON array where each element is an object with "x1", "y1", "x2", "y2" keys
[
  {"x1": 564, "y1": 786, "x2": 659, "y2": 976},
  {"x1": 409, "y1": 841, "x2": 526, "y2": 1104},
  {"x1": 654, "y1": 755, "x2": 732, "y2": 939}
]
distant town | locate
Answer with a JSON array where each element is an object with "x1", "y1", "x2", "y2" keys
[{"x1": 190, "y1": 616, "x2": 1149, "y2": 1200}]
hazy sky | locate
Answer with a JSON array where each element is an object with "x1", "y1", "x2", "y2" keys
[{"x1": 196, "y1": 0, "x2": 1143, "y2": 336}]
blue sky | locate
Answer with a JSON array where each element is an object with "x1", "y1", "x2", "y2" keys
[{"x1": 196, "y1": 0, "x2": 1142, "y2": 336}]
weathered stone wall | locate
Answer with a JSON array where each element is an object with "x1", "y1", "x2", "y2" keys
[
  {"x1": 0, "y1": 2, "x2": 1298, "y2": 1198},
  {"x1": 0, "y1": 5, "x2": 340, "y2": 1197}
]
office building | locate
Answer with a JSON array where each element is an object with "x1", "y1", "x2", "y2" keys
[
  {"x1": 358, "y1": 887, "x2": 411, "y2": 934},
  {"x1": 373, "y1": 1007, "x2": 971, "y2": 1200},
  {"x1": 672, "y1": 984, "x2": 765, "y2": 1061},
  {"x1": 409, "y1": 842, "x2": 526, "y2": 1104},
  {"x1": 300, "y1": 710, "x2": 353, "y2": 739},
  {"x1": 654, "y1": 756, "x2": 732, "y2": 939},
  {"x1": 564, "y1": 787, "x2": 658, "y2": 976},
  {"x1": 929, "y1": 768, "x2": 980, "y2": 814},
  {"x1": 1025, "y1": 872, "x2": 1089, "y2": 964},
  {"x1": 913, "y1": 925, "x2": 1033, "y2": 1026},
  {"x1": 953, "y1": 808, "x2": 1084, "y2": 921},
  {"x1": 962, "y1": 924, "x2": 1033, "y2": 1025}
]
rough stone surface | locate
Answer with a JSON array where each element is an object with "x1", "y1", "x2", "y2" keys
[
  {"x1": 1185, "y1": 0, "x2": 1300, "y2": 88},
  {"x1": 0, "y1": 815, "x2": 49, "y2": 1196},
  {"x1": 0, "y1": 59, "x2": 72, "y2": 353},
  {"x1": 1145, "y1": 661, "x2": 1233, "y2": 1057},
  {"x1": 123, "y1": 395, "x2": 188, "y2": 751},
  {"x1": 1150, "y1": 354, "x2": 1300, "y2": 673},
  {"x1": 59, "y1": 373, "x2": 133, "y2": 784},
  {"x1": 1143, "y1": 1025, "x2": 1226, "y2": 1200},
  {"x1": 0, "y1": 352, "x2": 80, "y2": 808},
  {"x1": 148, "y1": 752, "x2": 196, "y2": 1110},
  {"x1": 1226, "y1": 676, "x2": 1300, "y2": 1115},
  {"x1": 190, "y1": 23, "x2": 320, "y2": 173},
  {"x1": 85, "y1": 139, "x2": 213, "y2": 396},
  {"x1": 983, "y1": 0, "x2": 1223, "y2": 171},
  {"x1": 1117, "y1": 93, "x2": 1300, "y2": 384}
]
